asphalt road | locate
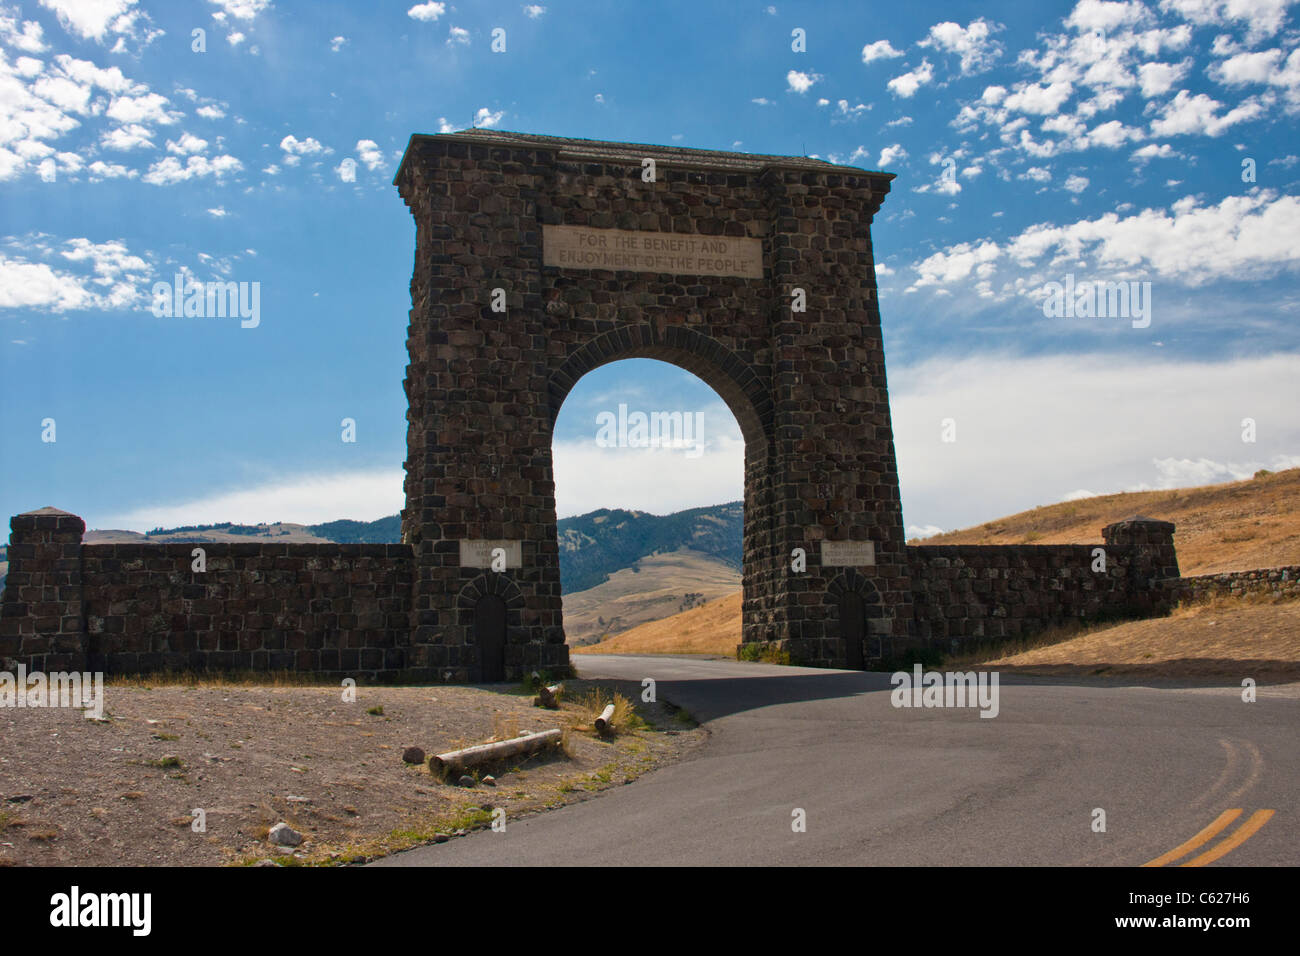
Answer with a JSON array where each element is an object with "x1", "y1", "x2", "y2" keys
[{"x1": 375, "y1": 656, "x2": 1297, "y2": 866}]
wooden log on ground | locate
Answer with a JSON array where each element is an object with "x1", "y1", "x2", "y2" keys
[
  {"x1": 430, "y1": 728, "x2": 563, "y2": 776},
  {"x1": 595, "y1": 703, "x2": 616, "y2": 734},
  {"x1": 534, "y1": 683, "x2": 562, "y2": 709}
]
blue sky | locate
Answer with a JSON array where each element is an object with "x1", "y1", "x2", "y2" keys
[{"x1": 1, "y1": 0, "x2": 1297, "y2": 538}]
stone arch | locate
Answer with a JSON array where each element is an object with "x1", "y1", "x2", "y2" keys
[
  {"x1": 548, "y1": 324, "x2": 773, "y2": 448},
  {"x1": 396, "y1": 129, "x2": 912, "y2": 678}
]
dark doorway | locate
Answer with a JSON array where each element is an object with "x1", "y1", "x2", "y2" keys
[
  {"x1": 474, "y1": 594, "x2": 508, "y2": 682},
  {"x1": 839, "y1": 591, "x2": 865, "y2": 670}
]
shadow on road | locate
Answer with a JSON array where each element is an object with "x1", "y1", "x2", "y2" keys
[{"x1": 574, "y1": 656, "x2": 1290, "y2": 723}]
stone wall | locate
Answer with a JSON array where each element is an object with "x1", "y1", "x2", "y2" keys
[
  {"x1": 2, "y1": 509, "x2": 1241, "y2": 677},
  {"x1": 1178, "y1": 566, "x2": 1300, "y2": 602},
  {"x1": 1, "y1": 508, "x2": 418, "y2": 680},
  {"x1": 904, "y1": 518, "x2": 1182, "y2": 656}
]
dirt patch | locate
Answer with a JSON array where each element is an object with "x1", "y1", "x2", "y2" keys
[
  {"x1": 0, "y1": 677, "x2": 704, "y2": 867},
  {"x1": 964, "y1": 594, "x2": 1300, "y2": 679}
]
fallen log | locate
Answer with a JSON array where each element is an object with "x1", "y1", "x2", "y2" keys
[
  {"x1": 429, "y1": 728, "x2": 563, "y2": 776},
  {"x1": 534, "y1": 683, "x2": 562, "y2": 709},
  {"x1": 594, "y1": 703, "x2": 616, "y2": 734}
]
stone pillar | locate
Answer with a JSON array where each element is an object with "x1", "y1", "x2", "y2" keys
[
  {"x1": 0, "y1": 507, "x2": 87, "y2": 672},
  {"x1": 759, "y1": 168, "x2": 911, "y2": 668},
  {"x1": 1103, "y1": 516, "x2": 1180, "y2": 614}
]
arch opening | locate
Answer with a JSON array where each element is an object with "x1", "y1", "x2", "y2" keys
[{"x1": 550, "y1": 350, "x2": 761, "y2": 656}]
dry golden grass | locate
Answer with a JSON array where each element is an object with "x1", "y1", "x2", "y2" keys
[
  {"x1": 913, "y1": 467, "x2": 1300, "y2": 575},
  {"x1": 562, "y1": 549, "x2": 740, "y2": 645},
  {"x1": 576, "y1": 471, "x2": 1300, "y2": 663},
  {"x1": 962, "y1": 592, "x2": 1300, "y2": 678},
  {"x1": 574, "y1": 590, "x2": 742, "y2": 656}
]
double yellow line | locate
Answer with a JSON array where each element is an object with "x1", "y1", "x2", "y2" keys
[{"x1": 1143, "y1": 808, "x2": 1276, "y2": 867}]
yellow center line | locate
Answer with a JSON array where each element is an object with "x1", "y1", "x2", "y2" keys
[
  {"x1": 1142, "y1": 808, "x2": 1242, "y2": 867},
  {"x1": 1181, "y1": 810, "x2": 1276, "y2": 867}
]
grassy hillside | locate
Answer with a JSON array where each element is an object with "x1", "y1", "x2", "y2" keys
[
  {"x1": 557, "y1": 502, "x2": 741, "y2": 593},
  {"x1": 913, "y1": 467, "x2": 1300, "y2": 576},
  {"x1": 575, "y1": 590, "x2": 743, "y2": 656},
  {"x1": 590, "y1": 468, "x2": 1300, "y2": 657},
  {"x1": 563, "y1": 549, "x2": 739, "y2": 646}
]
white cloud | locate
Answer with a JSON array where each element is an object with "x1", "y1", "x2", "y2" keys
[
  {"x1": 336, "y1": 158, "x2": 356, "y2": 182},
  {"x1": 100, "y1": 123, "x2": 154, "y2": 151},
  {"x1": 0, "y1": 256, "x2": 94, "y2": 310},
  {"x1": 907, "y1": 524, "x2": 946, "y2": 539},
  {"x1": 474, "y1": 106, "x2": 504, "y2": 127},
  {"x1": 106, "y1": 92, "x2": 178, "y2": 126},
  {"x1": 1004, "y1": 80, "x2": 1074, "y2": 115},
  {"x1": 1158, "y1": 0, "x2": 1294, "y2": 43},
  {"x1": 786, "y1": 70, "x2": 820, "y2": 93},
  {"x1": 142, "y1": 153, "x2": 242, "y2": 185},
  {"x1": 86, "y1": 159, "x2": 136, "y2": 179},
  {"x1": 861, "y1": 39, "x2": 904, "y2": 64},
  {"x1": 165, "y1": 132, "x2": 208, "y2": 155},
  {"x1": 0, "y1": 237, "x2": 148, "y2": 312},
  {"x1": 887, "y1": 59, "x2": 934, "y2": 97},
  {"x1": 104, "y1": 469, "x2": 406, "y2": 530},
  {"x1": 226, "y1": 31, "x2": 245, "y2": 46},
  {"x1": 1137, "y1": 58, "x2": 1191, "y2": 96},
  {"x1": 207, "y1": 206, "x2": 228, "y2": 217},
  {"x1": 1060, "y1": 489, "x2": 1098, "y2": 502},
  {"x1": 195, "y1": 104, "x2": 226, "y2": 119},
  {"x1": 1, "y1": 13, "x2": 47, "y2": 52},
  {"x1": 356, "y1": 139, "x2": 384, "y2": 170},
  {"x1": 553, "y1": 434, "x2": 745, "y2": 520},
  {"x1": 1064, "y1": 173, "x2": 1090, "y2": 192},
  {"x1": 279, "y1": 134, "x2": 330, "y2": 165},
  {"x1": 208, "y1": 0, "x2": 270, "y2": 20},
  {"x1": 911, "y1": 190, "x2": 1300, "y2": 292},
  {"x1": 878, "y1": 143, "x2": 907, "y2": 166},
  {"x1": 1149, "y1": 89, "x2": 1266, "y2": 136},
  {"x1": 891, "y1": 352, "x2": 1300, "y2": 532},
  {"x1": 919, "y1": 18, "x2": 1003, "y2": 74},
  {"x1": 523, "y1": 4, "x2": 546, "y2": 18},
  {"x1": 39, "y1": 0, "x2": 155, "y2": 47},
  {"x1": 330, "y1": 35, "x2": 346, "y2": 52},
  {"x1": 447, "y1": 25, "x2": 469, "y2": 45},
  {"x1": 407, "y1": 2, "x2": 446, "y2": 21}
]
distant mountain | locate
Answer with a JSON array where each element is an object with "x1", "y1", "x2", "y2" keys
[
  {"x1": 0, "y1": 504, "x2": 744, "y2": 597},
  {"x1": 557, "y1": 502, "x2": 742, "y2": 593},
  {"x1": 307, "y1": 515, "x2": 402, "y2": 543}
]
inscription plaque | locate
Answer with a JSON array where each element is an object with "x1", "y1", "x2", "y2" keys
[
  {"x1": 543, "y1": 224, "x2": 763, "y2": 278},
  {"x1": 459, "y1": 540, "x2": 523, "y2": 569},
  {"x1": 821, "y1": 540, "x2": 876, "y2": 567}
]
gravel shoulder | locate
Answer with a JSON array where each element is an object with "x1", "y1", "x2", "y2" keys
[{"x1": 0, "y1": 677, "x2": 704, "y2": 867}]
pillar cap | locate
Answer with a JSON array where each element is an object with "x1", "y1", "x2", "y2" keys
[{"x1": 1102, "y1": 515, "x2": 1176, "y2": 535}]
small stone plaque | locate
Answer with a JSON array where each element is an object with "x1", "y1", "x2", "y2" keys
[
  {"x1": 821, "y1": 540, "x2": 876, "y2": 567},
  {"x1": 543, "y1": 225, "x2": 763, "y2": 278},
  {"x1": 459, "y1": 540, "x2": 522, "y2": 569}
]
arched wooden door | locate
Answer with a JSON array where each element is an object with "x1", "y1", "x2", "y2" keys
[
  {"x1": 839, "y1": 591, "x2": 865, "y2": 670},
  {"x1": 474, "y1": 594, "x2": 508, "y2": 682}
]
